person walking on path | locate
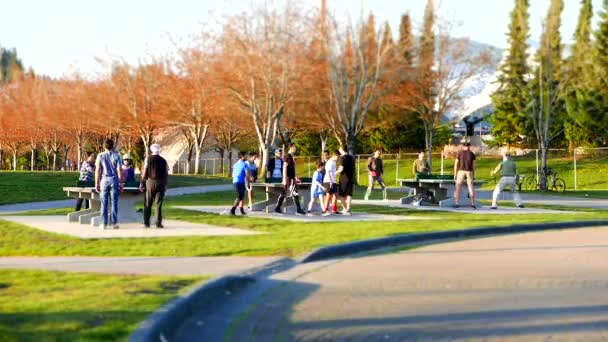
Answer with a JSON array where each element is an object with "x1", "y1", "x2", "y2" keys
[
  {"x1": 75, "y1": 151, "x2": 95, "y2": 211},
  {"x1": 412, "y1": 151, "x2": 431, "y2": 177},
  {"x1": 453, "y1": 142, "x2": 477, "y2": 209},
  {"x1": 140, "y1": 144, "x2": 169, "y2": 228},
  {"x1": 322, "y1": 150, "x2": 339, "y2": 215},
  {"x1": 336, "y1": 146, "x2": 355, "y2": 215},
  {"x1": 246, "y1": 152, "x2": 259, "y2": 210},
  {"x1": 274, "y1": 143, "x2": 306, "y2": 215},
  {"x1": 95, "y1": 139, "x2": 123, "y2": 229},
  {"x1": 490, "y1": 152, "x2": 524, "y2": 210},
  {"x1": 307, "y1": 160, "x2": 326, "y2": 216},
  {"x1": 364, "y1": 150, "x2": 387, "y2": 201},
  {"x1": 230, "y1": 152, "x2": 250, "y2": 216}
]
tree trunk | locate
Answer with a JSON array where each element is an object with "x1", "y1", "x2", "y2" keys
[
  {"x1": 320, "y1": 133, "x2": 328, "y2": 158},
  {"x1": 194, "y1": 148, "x2": 201, "y2": 175},
  {"x1": 346, "y1": 135, "x2": 356, "y2": 156},
  {"x1": 13, "y1": 151, "x2": 17, "y2": 171},
  {"x1": 0, "y1": 147, "x2": 3, "y2": 171},
  {"x1": 568, "y1": 139, "x2": 575, "y2": 155},
  {"x1": 31, "y1": 148, "x2": 36, "y2": 171},
  {"x1": 424, "y1": 122, "x2": 434, "y2": 171},
  {"x1": 63, "y1": 145, "x2": 71, "y2": 171},
  {"x1": 227, "y1": 147, "x2": 235, "y2": 177}
]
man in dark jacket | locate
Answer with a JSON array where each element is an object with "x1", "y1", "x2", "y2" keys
[{"x1": 140, "y1": 144, "x2": 168, "y2": 228}]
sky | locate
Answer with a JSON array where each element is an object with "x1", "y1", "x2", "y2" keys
[{"x1": 0, "y1": 0, "x2": 602, "y2": 78}]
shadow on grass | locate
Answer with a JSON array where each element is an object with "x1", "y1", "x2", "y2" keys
[{"x1": 0, "y1": 310, "x2": 152, "y2": 341}]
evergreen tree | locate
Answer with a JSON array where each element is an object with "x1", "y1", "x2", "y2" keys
[
  {"x1": 490, "y1": 0, "x2": 530, "y2": 148},
  {"x1": 592, "y1": 0, "x2": 608, "y2": 143},
  {"x1": 0, "y1": 47, "x2": 24, "y2": 84},
  {"x1": 528, "y1": 0, "x2": 565, "y2": 187},
  {"x1": 380, "y1": 21, "x2": 394, "y2": 53},
  {"x1": 398, "y1": 13, "x2": 414, "y2": 66},
  {"x1": 564, "y1": 0, "x2": 595, "y2": 148}
]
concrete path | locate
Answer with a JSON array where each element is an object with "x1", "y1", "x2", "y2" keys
[
  {"x1": 2, "y1": 215, "x2": 260, "y2": 239},
  {"x1": 175, "y1": 226, "x2": 608, "y2": 341},
  {"x1": 353, "y1": 199, "x2": 578, "y2": 215},
  {"x1": 476, "y1": 190, "x2": 608, "y2": 209},
  {"x1": 175, "y1": 206, "x2": 434, "y2": 222},
  {"x1": 0, "y1": 184, "x2": 232, "y2": 215},
  {"x1": 0, "y1": 256, "x2": 283, "y2": 276}
]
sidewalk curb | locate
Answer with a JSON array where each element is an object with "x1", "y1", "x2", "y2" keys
[
  {"x1": 128, "y1": 257, "x2": 294, "y2": 342},
  {"x1": 300, "y1": 220, "x2": 608, "y2": 263}
]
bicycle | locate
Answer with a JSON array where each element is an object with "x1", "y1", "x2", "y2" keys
[{"x1": 524, "y1": 167, "x2": 566, "y2": 192}]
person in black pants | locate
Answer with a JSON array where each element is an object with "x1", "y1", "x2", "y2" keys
[
  {"x1": 140, "y1": 144, "x2": 168, "y2": 228},
  {"x1": 274, "y1": 143, "x2": 306, "y2": 215}
]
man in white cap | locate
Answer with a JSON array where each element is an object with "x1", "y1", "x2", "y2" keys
[{"x1": 140, "y1": 144, "x2": 168, "y2": 228}]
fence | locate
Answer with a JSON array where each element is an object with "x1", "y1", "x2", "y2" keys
[{"x1": 173, "y1": 148, "x2": 608, "y2": 191}]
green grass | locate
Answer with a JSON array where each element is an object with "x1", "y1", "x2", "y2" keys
[
  {"x1": 0, "y1": 172, "x2": 228, "y2": 205},
  {"x1": 296, "y1": 154, "x2": 608, "y2": 191},
  {"x1": 0, "y1": 269, "x2": 205, "y2": 342},
  {"x1": 1, "y1": 190, "x2": 606, "y2": 257}
]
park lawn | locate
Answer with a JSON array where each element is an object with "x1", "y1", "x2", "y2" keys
[
  {"x1": 1, "y1": 189, "x2": 607, "y2": 257},
  {"x1": 295, "y1": 154, "x2": 608, "y2": 191},
  {"x1": 0, "y1": 172, "x2": 227, "y2": 205},
  {"x1": 0, "y1": 269, "x2": 205, "y2": 342}
]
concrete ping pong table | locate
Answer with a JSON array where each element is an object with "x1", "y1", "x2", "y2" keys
[
  {"x1": 398, "y1": 174, "x2": 487, "y2": 208},
  {"x1": 63, "y1": 182, "x2": 144, "y2": 227},
  {"x1": 249, "y1": 178, "x2": 312, "y2": 213}
]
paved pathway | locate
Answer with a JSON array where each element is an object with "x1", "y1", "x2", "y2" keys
[
  {"x1": 175, "y1": 226, "x2": 608, "y2": 341},
  {"x1": 0, "y1": 256, "x2": 284, "y2": 276},
  {"x1": 0, "y1": 184, "x2": 232, "y2": 215},
  {"x1": 2, "y1": 215, "x2": 259, "y2": 238},
  {"x1": 476, "y1": 190, "x2": 608, "y2": 209},
  {"x1": 175, "y1": 206, "x2": 434, "y2": 222},
  {"x1": 353, "y1": 199, "x2": 578, "y2": 215}
]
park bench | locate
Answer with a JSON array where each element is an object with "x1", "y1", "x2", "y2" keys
[
  {"x1": 250, "y1": 177, "x2": 312, "y2": 213},
  {"x1": 63, "y1": 180, "x2": 144, "y2": 226},
  {"x1": 398, "y1": 174, "x2": 487, "y2": 207}
]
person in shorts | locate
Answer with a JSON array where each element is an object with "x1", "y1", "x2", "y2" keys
[
  {"x1": 364, "y1": 150, "x2": 387, "y2": 201},
  {"x1": 453, "y1": 142, "x2": 477, "y2": 209},
  {"x1": 230, "y1": 151, "x2": 250, "y2": 216},
  {"x1": 322, "y1": 150, "x2": 339, "y2": 215},
  {"x1": 336, "y1": 146, "x2": 355, "y2": 215},
  {"x1": 274, "y1": 143, "x2": 306, "y2": 215},
  {"x1": 246, "y1": 152, "x2": 259, "y2": 210},
  {"x1": 307, "y1": 160, "x2": 326, "y2": 216}
]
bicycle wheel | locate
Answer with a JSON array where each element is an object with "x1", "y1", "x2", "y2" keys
[
  {"x1": 553, "y1": 178, "x2": 566, "y2": 192},
  {"x1": 524, "y1": 176, "x2": 537, "y2": 191}
]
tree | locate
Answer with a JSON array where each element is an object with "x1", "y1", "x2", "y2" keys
[
  {"x1": 0, "y1": 47, "x2": 24, "y2": 84},
  {"x1": 108, "y1": 61, "x2": 170, "y2": 155},
  {"x1": 172, "y1": 46, "x2": 218, "y2": 174},
  {"x1": 527, "y1": 0, "x2": 565, "y2": 188},
  {"x1": 490, "y1": 0, "x2": 531, "y2": 148},
  {"x1": 590, "y1": 0, "x2": 608, "y2": 144},
  {"x1": 220, "y1": 1, "x2": 307, "y2": 179},
  {"x1": 324, "y1": 13, "x2": 398, "y2": 154},
  {"x1": 564, "y1": 0, "x2": 596, "y2": 149},
  {"x1": 411, "y1": 0, "x2": 493, "y2": 169}
]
